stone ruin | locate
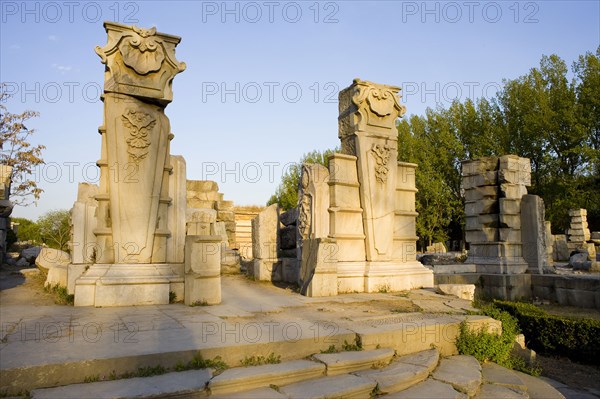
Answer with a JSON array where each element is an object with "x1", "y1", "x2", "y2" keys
[
  {"x1": 251, "y1": 79, "x2": 434, "y2": 296},
  {"x1": 461, "y1": 155, "x2": 558, "y2": 275},
  {"x1": 68, "y1": 22, "x2": 225, "y2": 307}
]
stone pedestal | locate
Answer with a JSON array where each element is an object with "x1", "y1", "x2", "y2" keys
[
  {"x1": 184, "y1": 235, "x2": 221, "y2": 305},
  {"x1": 74, "y1": 263, "x2": 182, "y2": 307}
]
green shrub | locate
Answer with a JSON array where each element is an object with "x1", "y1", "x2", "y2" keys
[
  {"x1": 493, "y1": 300, "x2": 600, "y2": 365},
  {"x1": 456, "y1": 306, "x2": 519, "y2": 368}
]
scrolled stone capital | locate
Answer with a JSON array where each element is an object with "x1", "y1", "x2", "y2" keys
[
  {"x1": 96, "y1": 22, "x2": 186, "y2": 104},
  {"x1": 338, "y1": 78, "x2": 406, "y2": 136}
]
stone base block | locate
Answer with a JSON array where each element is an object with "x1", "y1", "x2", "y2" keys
[
  {"x1": 435, "y1": 273, "x2": 532, "y2": 301},
  {"x1": 170, "y1": 281, "x2": 184, "y2": 302},
  {"x1": 45, "y1": 265, "x2": 68, "y2": 288},
  {"x1": 282, "y1": 258, "x2": 300, "y2": 284},
  {"x1": 335, "y1": 261, "x2": 434, "y2": 293},
  {"x1": 74, "y1": 264, "x2": 182, "y2": 307},
  {"x1": 337, "y1": 262, "x2": 365, "y2": 294},
  {"x1": 364, "y1": 262, "x2": 434, "y2": 292},
  {"x1": 304, "y1": 272, "x2": 338, "y2": 297},
  {"x1": 253, "y1": 259, "x2": 278, "y2": 281},
  {"x1": 67, "y1": 264, "x2": 87, "y2": 295},
  {"x1": 184, "y1": 274, "x2": 221, "y2": 305}
]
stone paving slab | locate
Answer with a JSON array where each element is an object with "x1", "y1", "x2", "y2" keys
[
  {"x1": 384, "y1": 378, "x2": 468, "y2": 399},
  {"x1": 30, "y1": 369, "x2": 212, "y2": 399},
  {"x1": 313, "y1": 348, "x2": 394, "y2": 375},
  {"x1": 432, "y1": 355, "x2": 482, "y2": 396},
  {"x1": 208, "y1": 360, "x2": 325, "y2": 395},
  {"x1": 514, "y1": 371, "x2": 566, "y2": 399},
  {"x1": 482, "y1": 362, "x2": 527, "y2": 390},
  {"x1": 279, "y1": 374, "x2": 376, "y2": 399},
  {"x1": 474, "y1": 383, "x2": 529, "y2": 399}
]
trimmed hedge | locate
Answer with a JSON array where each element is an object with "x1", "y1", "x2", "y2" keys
[{"x1": 494, "y1": 300, "x2": 600, "y2": 364}]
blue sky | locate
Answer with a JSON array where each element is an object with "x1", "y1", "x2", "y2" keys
[{"x1": 1, "y1": 0, "x2": 599, "y2": 220}]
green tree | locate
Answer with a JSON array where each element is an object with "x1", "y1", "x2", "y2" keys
[
  {"x1": 11, "y1": 217, "x2": 40, "y2": 243},
  {"x1": 398, "y1": 50, "x2": 600, "y2": 234},
  {"x1": 37, "y1": 210, "x2": 70, "y2": 251},
  {"x1": 0, "y1": 87, "x2": 45, "y2": 206},
  {"x1": 398, "y1": 110, "x2": 464, "y2": 248},
  {"x1": 267, "y1": 148, "x2": 336, "y2": 211}
]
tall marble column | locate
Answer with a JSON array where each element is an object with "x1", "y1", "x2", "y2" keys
[
  {"x1": 334, "y1": 79, "x2": 433, "y2": 292},
  {"x1": 75, "y1": 22, "x2": 186, "y2": 306}
]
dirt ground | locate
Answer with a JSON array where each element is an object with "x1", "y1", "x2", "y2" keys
[
  {"x1": 537, "y1": 354, "x2": 600, "y2": 395},
  {"x1": 0, "y1": 263, "x2": 55, "y2": 306}
]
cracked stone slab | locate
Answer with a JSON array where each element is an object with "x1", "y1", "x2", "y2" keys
[
  {"x1": 474, "y1": 383, "x2": 529, "y2": 399},
  {"x1": 432, "y1": 355, "x2": 482, "y2": 396},
  {"x1": 384, "y1": 378, "x2": 468, "y2": 399},
  {"x1": 482, "y1": 362, "x2": 527, "y2": 390},
  {"x1": 354, "y1": 361, "x2": 429, "y2": 394},
  {"x1": 313, "y1": 348, "x2": 395, "y2": 376},
  {"x1": 279, "y1": 374, "x2": 376, "y2": 399}
]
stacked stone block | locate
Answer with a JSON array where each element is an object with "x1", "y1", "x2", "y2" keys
[
  {"x1": 567, "y1": 208, "x2": 595, "y2": 260},
  {"x1": 462, "y1": 155, "x2": 531, "y2": 274},
  {"x1": 567, "y1": 208, "x2": 591, "y2": 245},
  {"x1": 234, "y1": 207, "x2": 264, "y2": 259},
  {"x1": 187, "y1": 180, "x2": 236, "y2": 244}
]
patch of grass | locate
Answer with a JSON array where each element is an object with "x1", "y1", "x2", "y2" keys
[
  {"x1": 44, "y1": 283, "x2": 74, "y2": 305},
  {"x1": 190, "y1": 299, "x2": 209, "y2": 307},
  {"x1": 188, "y1": 354, "x2": 229, "y2": 373},
  {"x1": 342, "y1": 339, "x2": 362, "y2": 352},
  {"x1": 83, "y1": 374, "x2": 100, "y2": 383},
  {"x1": 320, "y1": 345, "x2": 339, "y2": 354},
  {"x1": 240, "y1": 353, "x2": 281, "y2": 367},
  {"x1": 169, "y1": 291, "x2": 177, "y2": 304},
  {"x1": 377, "y1": 284, "x2": 390, "y2": 293}
]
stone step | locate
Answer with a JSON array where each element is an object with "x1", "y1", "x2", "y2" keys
[
  {"x1": 208, "y1": 360, "x2": 325, "y2": 396},
  {"x1": 353, "y1": 349, "x2": 439, "y2": 394},
  {"x1": 279, "y1": 374, "x2": 377, "y2": 399},
  {"x1": 312, "y1": 348, "x2": 395, "y2": 375},
  {"x1": 30, "y1": 369, "x2": 212, "y2": 399}
]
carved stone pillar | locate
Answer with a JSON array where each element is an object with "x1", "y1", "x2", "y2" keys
[
  {"x1": 75, "y1": 22, "x2": 186, "y2": 307},
  {"x1": 338, "y1": 79, "x2": 405, "y2": 262}
]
